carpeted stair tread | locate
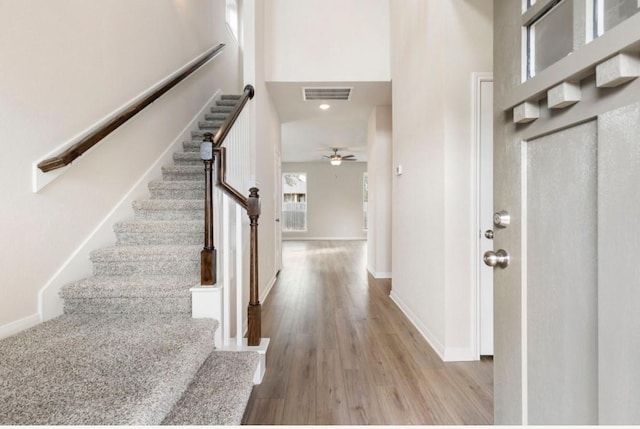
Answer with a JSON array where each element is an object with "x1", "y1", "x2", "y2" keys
[
  {"x1": 161, "y1": 165, "x2": 203, "y2": 181},
  {"x1": 172, "y1": 152, "x2": 203, "y2": 165},
  {"x1": 210, "y1": 105, "x2": 234, "y2": 114},
  {"x1": 191, "y1": 129, "x2": 218, "y2": 140},
  {"x1": 61, "y1": 275, "x2": 198, "y2": 298},
  {"x1": 162, "y1": 351, "x2": 259, "y2": 426},
  {"x1": 198, "y1": 120, "x2": 225, "y2": 129},
  {"x1": 0, "y1": 314, "x2": 218, "y2": 425},
  {"x1": 183, "y1": 139, "x2": 204, "y2": 152},
  {"x1": 148, "y1": 180, "x2": 204, "y2": 199},
  {"x1": 216, "y1": 99, "x2": 238, "y2": 107},
  {"x1": 204, "y1": 112, "x2": 228, "y2": 121},
  {"x1": 133, "y1": 199, "x2": 203, "y2": 221},
  {"x1": 90, "y1": 245, "x2": 200, "y2": 276},
  {"x1": 91, "y1": 245, "x2": 201, "y2": 263},
  {"x1": 114, "y1": 220, "x2": 203, "y2": 234}
]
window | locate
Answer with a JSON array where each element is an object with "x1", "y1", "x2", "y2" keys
[
  {"x1": 595, "y1": 0, "x2": 640, "y2": 36},
  {"x1": 226, "y1": 0, "x2": 239, "y2": 42},
  {"x1": 282, "y1": 173, "x2": 307, "y2": 232},
  {"x1": 526, "y1": 0, "x2": 574, "y2": 78},
  {"x1": 363, "y1": 173, "x2": 368, "y2": 231}
]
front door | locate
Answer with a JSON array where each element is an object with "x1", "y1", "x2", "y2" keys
[{"x1": 493, "y1": 1, "x2": 640, "y2": 424}]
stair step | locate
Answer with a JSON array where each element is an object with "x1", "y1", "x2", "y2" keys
[
  {"x1": 211, "y1": 105, "x2": 234, "y2": 114},
  {"x1": 163, "y1": 351, "x2": 260, "y2": 425},
  {"x1": 61, "y1": 275, "x2": 197, "y2": 314},
  {"x1": 133, "y1": 199, "x2": 203, "y2": 221},
  {"x1": 182, "y1": 140, "x2": 201, "y2": 153},
  {"x1": 0, "y1": 314, "x2": 217, "y2": 425},
  {"x1": 148, "y1": 180, "x2": 204, "y2": 200},
  {"x1": 161, "y1": 165, "x2": 203, "y2": 181},
  {"x1": 198, "y1": 120, "x2": 225, "y2": 130},
  {"x1": 204, "y1": 112, "x2": 228, "y2": 121},
  {"x1": 221, "y1": 94, "x2": 242, "y2": 100},
  {"x1": 91, "y1": 245, "x2": 200, "y2": 276},
  {"x1": 191, "y1": 129, "x2": 218, "y2": 140},
  {"x1": 216, "y1": 99, "x2": 238, "y2": 107},
  {"x1": 114, "y1": 220, "x2": 203, "y2": 246},
  {"x1": 173, "y1": 152, "x2": 203, "y2": 166}
]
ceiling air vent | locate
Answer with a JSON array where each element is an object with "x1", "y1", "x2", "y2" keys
[{"x1": 303, "y1": 87, "x2": 352, "y2": 101}]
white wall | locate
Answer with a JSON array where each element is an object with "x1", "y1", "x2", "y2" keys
[
  {"x1": 282, "y1": 162, "x2": 367, "y2": 240},
  {"x1": 264, "y1": 0, "x2": 390, "y2": 82},
  {"x1": 0, "y1": 0, "x2": 241, "y2": 330},
  {"x1": 390, "y1": 0, "x2": 493, "y2": 360},
  {"x1": 367, "y1": 106, "x2": 392, "y2": 278}
]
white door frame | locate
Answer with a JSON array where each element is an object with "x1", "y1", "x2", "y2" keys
[{"x1": 471, "y1": 72, "x2": 494, "y2": 360}]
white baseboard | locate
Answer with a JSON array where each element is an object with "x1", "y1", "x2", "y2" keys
[
  {"x1": 0, "y1": 313, "x2": 41, "y2": 340},
  {"x1": 389, "y1": 291, "x2": 476, "y2": 362},
  {"x1": 282, "y1": 237, "x2": 366, "y2": 241},
  {"x1": 38, "y1": 91, "x2": 223, "y2": 322},
  {"x1": 367, "y1": 266, "x2": 392, "y2": 279},
  {"x1": 389, "y1": 290, "x2": 446, "y2": 360},
  {"x1": 260, "y1": 274, "x2": 277, "y2": 304}
]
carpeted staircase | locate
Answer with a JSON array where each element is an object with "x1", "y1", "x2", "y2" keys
[{"x1": 0, "y1": 95, "x2": 259, "y2": 425}]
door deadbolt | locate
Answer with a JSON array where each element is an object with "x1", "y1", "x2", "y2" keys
[
  {"x1": 483, "y1": 249, "x2": 510, "y2": 269},
  {"x1": 493, "y1": 210, "x2": 510, "y2": 228}
]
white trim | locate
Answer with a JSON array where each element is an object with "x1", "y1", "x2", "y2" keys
[
  {"x1": 0, "y1": 314, "x2": 41, "y2": 340},
  {"x1": 505, "y1": 13, "x2": 640, "y2": 108},
  {"x1": 190, "y1": 285, "x2": 224, "y2": 347},
  {"x1": 37, "y1": 91, "x2": 223, "y2": 321},
  {"x1": 367, "y1": 266, "x2": 392, "y2": 279},
  {"x1": 391, "y1": 291, "x2": 474, "y2": 362},
  {"x1": 282, "y1": 237, "x2": 366, "y2": 241},
  {"x1": 32, "y1": 45, "x2": 225, "y2": 193},
  {"x1": 260, "y1": 274, "x2": 278, "y2": 304},
  {"x1": 471, "y1": 72, "x2": 493, "y2": 361},
  {"x1": 218, "y1": 338, "x2": 270, "y2": 384},
  {"x1": 443, "y1": 346, "x2": 476, "y2": 362},
  {"x1": 389, "y1": 290, "x2": 446, "y2": 360}
]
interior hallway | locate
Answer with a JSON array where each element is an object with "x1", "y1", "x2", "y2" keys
[{"x1": 243, "y1": 240, "x2": 493, "y2": 425}]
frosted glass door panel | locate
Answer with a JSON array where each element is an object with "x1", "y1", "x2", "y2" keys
[{"x1": 529, "y1": 0, "x2": 574, "y2": 77}]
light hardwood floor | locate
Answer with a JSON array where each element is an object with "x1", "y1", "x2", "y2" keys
[{"x1": 242, "y1": 240, "x2": 493, "y2": 425}]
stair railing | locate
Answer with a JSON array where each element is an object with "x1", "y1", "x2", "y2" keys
[
  {"x1": 37, "y1": 43, "x2": 226, "y2": 172},
  {"x1": 200, "y1": 84, "x2": 261, "y2": 346}
]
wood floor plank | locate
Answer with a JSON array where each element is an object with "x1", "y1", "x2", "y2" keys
[{"x1": 243, "y1": 240, "x2": 493, "y2": 425}]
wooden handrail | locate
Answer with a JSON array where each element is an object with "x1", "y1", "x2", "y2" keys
[
  {"x1": 213, "y1": 84, "x2": 255, "y2": 148},
  {"x1": 37, "y1": 43, "x2": 226, "y2": 172}
]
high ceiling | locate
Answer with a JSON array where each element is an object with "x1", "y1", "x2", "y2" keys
[{"x1": 266, "y1": 81, "x2": 392, "y2": 163}]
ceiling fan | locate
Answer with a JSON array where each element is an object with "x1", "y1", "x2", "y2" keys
[{"x1": 323, "y1": 148, "x2": 356, "y2": 166}]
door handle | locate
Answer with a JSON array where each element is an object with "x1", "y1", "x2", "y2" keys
[
  {"x1": 275, "y1": 218, "x2": 280, "y2": 222},
  {"x1": 483, "y1": 249, "x2": 510, "y2": 269}
]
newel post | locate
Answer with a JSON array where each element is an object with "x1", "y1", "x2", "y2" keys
[
  {"x1": 200, "y1": 132, "x2": 216, "y2": 285},
  {"x1": 247, "y1": 187, "x2": 262, "y2": 346}
]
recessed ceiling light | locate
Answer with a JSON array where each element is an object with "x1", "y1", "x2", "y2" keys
[{"x1": 319, "y1": 104, "x2": 330, "y2": 110}]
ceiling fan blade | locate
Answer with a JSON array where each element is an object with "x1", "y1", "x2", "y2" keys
[
  {"x1": 342, "y1": 155, "x2": 356, "y2": 159},
  {"x1": 322, "y1": 155, "x2": 331, "y2": 159}
]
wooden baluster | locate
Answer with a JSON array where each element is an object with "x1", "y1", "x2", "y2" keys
[
  {"x1": 247, "y1": 187, "x2": 261, "y2": 346},
  {"x1": 200, "y1": 132, "x2": 216, "y2": 285}
]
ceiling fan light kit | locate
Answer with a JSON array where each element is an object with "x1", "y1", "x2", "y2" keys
[{"x1": 323, "y1": 148, "x2": 356, "y2": 166}]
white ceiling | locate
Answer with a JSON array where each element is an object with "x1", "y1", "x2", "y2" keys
[{"x1": 266, "y1": 81, "x2": 392, "y2": 163}]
